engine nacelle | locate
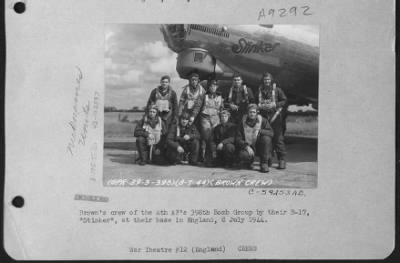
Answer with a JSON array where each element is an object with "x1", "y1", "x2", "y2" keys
[{"x1": 176, "y1": 48, "x2": 234, "y2": 80}]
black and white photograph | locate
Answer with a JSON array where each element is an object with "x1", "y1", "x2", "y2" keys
[{"x1": 104, "y1": 24, "x2": 319, "y2": 188}]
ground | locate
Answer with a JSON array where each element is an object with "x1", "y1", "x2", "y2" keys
[{"x1": 103, "y1": 136, "x2": 317, "y2": 188}]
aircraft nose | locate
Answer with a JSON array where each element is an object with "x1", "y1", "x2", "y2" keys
[{"x1": 160, "y1": 24, "x2": 186, "y2": 52}]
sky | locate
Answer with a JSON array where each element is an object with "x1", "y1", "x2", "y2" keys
[{"x1": 105, "y1": 24, "x2": 187, "y2": 109}]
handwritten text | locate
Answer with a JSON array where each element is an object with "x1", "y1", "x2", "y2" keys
[{"x1": 258, "y1": 6, "x2": 313, "y2": 20}]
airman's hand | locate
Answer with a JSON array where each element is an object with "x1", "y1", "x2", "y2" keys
[
  {"x1": 246, "y1": 146, "x2": 255, "y2": 157},
  {"x1": 183, "y1": 135, "x2": 190, "y2": 140},
  {"x1": 258, "y1": 104, "x2": 268, "y2": 111},
  {"x1": 177, "y1": 146, "x2": 185, "y2": 153},
  {"x1": 217, "y1": 143, "x2": 224, "y2": 150},
  {"x1": 230, "y1": 104, "x2": 239, "y2": 111},
  {"x1": 264, "y1": 102, "x2": 276, "y2": 110}
]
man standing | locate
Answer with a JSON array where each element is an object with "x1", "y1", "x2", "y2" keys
[
  {"x1": 224, "y1": 74, "x2": 255, "y2": 124},
  {"x1": 199, "y1": 78, "x2": 224, "y2": 166},
  {"x1": 178, "y1": 73, "x2": 206, "y2": 124},
  {"x1": 146, "y1": 75, "x2": 178, "y2": 131},
  {"x1": 235, "y1": 104, "x2": 274, "y2": 173},
  {"x1": 255, "y1": 72, "x2": 288, "y2": 169}
]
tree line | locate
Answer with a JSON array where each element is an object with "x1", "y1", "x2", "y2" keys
[{"x1": 104, "y1": 106, "x2": 146, "y2": 112}]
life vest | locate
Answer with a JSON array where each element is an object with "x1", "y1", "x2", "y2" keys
[
  {"x1": 155, "y1": 88, "x2": 172, "y2": 112},
  {"x1": 143, "y1": 116, "x2": 162, "y2": 145},
  {"x1": 242, "y1": 114, "x2": 262, "y2": 146},
  {"x1": 202, "y1": 94, "x2": 222, "y2": 128},
  {"x1": 228, "y1": 85, "x2": 249, "y2": 104},
  {"x1": 202, "y1": 94, "x2": 223, "y2": 116},
  {"x1": 258, "y1": 83, "x2": 276, "y2": 106},
  {"x1": 184, "y1": 84, "x2": 204, "y2": 109}
]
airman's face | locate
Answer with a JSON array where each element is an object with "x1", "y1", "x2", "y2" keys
[
  {"x1": 248, "y1": 109, "x2": 257, "y2": 119},
  {"x1": 233, "y1": 77, "x2": 242, "y2": 87},
  {"x1": 263, "y1": 76, "x2": 272, "y2": 86},
  {"x1": 209, "y1": 84, "x2": 217, "y2": 93},
  {"x1": 189, "y1": 116, "x2": 195, "y2": 125},
  {"x1": 180, "y1": 118, "x2": 189, "y2": 126},
  {"x1": 190, "y1": 77, "x2": 199, "y2": 87},
  {"x1": 221, "y1": 113, "x2": 229, "y2": 123},
  {"x1": 148, "y1": 109, "x2": 157, "y2": 119},
  {"x1": 160, "y1": 78, "x2": 170, "y2": 89}
]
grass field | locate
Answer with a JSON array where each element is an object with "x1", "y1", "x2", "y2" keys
[
  {"x1": 285, "y1": 115, "x2": 318, "y2": 137},
  {"x1": 104, "y1": 112, "x2": 142, "y2": 138},
  {"x1": 104, "y1": 112, "x2": 318, "y2": 138}
]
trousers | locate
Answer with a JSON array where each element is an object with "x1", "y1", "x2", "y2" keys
[
  {"x1": 199, "y1": 115, "x2": 218, "y2": 162},
  {"x1": 135, "y1": 136, "x2": 166, "y2": 164},
  {"x1": 166, "y1": 139, "x2": 200, "y2": 164},
  {"x1": 215, "y1": 143, "x2": 236, "y2": 166},
  {"x1": 238, "y1": 136, "x2": 272, "y2": 164},
  {"x1": 271, "y1": 115, "x2": 287, "y2": 160}
]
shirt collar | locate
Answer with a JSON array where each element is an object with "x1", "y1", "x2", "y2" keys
[
  {"x1": 233, "y1": 85, "x2": 242, "y2": 91},
  {"x1": 158, "y1": 86, "x2": 169, "y2": 93},
  {"x1": 246, "y1": 116, "x2": 259, "y2": 125},
  {"x1": 262, "y1": 84, "x2": 273, "y2": 91}
]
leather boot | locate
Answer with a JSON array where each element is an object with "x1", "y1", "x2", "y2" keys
[
  {"x1": 260, "y1": 163, "x2": 269, "y2": 173},
  {"x1": 278, "y1": 159, "x2": 286, "y2": 169},
  {"x1": 267, "y1": 158, "x2": 272, "y2": 167},
  {"x1": 240, "y1": 162, "x2": 253, "y2": 170},
  {"x1": 141, "y1": 150, "x2": 148, "y2": 165}
]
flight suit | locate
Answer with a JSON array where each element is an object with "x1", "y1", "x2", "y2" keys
[
  {"x1": 235, "y1": 114, "x2": 274, "y2": 168},
  {"x1": 254, "y1": 84, "x2": 288, "y2": 161},
  {"x1": 166, "y1": 123, "x2": 201, "y2": 165},
  {"x1": 178, "y1": 84, "x2": 206, "y2": 121},
  {"x1": 199, "y1": 93, "x2": 223, "y2": 165},
  {"x1": 146, "y1": 86, "x2": 178, "y2": 130},
  {"x1": 224, "y1": 85, "x2": 255, "y2": 125},
  {"x1": 134, "y1": 115, "x2": 167, "y2": 165},
  {"x1": 211, "y1": 122, "x2": 236, "y2": 167}
]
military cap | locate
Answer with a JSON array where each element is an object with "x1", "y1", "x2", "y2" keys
[
  {"x1": 189, "y1": 72, "x2": 199, "y2": 79},
  {"x1": 147, "y1": 103, "x2": 158, "y2": 112}
]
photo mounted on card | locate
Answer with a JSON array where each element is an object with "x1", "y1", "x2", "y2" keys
[
  {"x1": 104, "y1": 24, "x2": 318, "y2": 188},
  {"x1": 4, "y1": 0, "x2": 395, "y2": 260}
]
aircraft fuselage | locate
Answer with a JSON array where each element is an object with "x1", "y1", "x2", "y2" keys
[{"x1": 161, "y1": 24, "x2": 319, "y2": 106}]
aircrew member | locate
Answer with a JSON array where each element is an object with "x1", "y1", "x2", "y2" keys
[
  {"x1": 178, "y1": 73, "x2": 206, "y2": 124},
  {"x1": 134, "y1": 104, "x2": 167, "y2": 165},
  {"x1": 166, "y1": 112, "x2": 201, "y2": 166},
  {"x1": 254, "y1": 72, "x2": 288, "y2": 169},
  {"x1": 199, "y1": 78, "x2": 224, "y2": 166},
  {"x1": 235, "y1": 104, "x2": 274, "y2": 173},
  {"x1": 146, "y1": 75, "x2": 179, "y2": 130},
  {"x1": 211, "y1": 109, "x2": 236, "y2": 168},
  {"x1": 224, "y1": 74, "x2": 255, "y2": 124}
]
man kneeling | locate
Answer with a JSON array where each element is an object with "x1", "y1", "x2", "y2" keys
[
  {"x1": 166, "y1": 112, "x2": 201, "y2": 165},
  {"x1": 212, "y1": 109, "x2": 236, "y2": 168},
  {"x1": 134, "y1": 104, "x2": 167, "y2": 165},
  {"x1": 235, "y1": 104, "x2": 274, "y2": 173}
]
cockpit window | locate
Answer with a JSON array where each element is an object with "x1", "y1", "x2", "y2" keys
[
  {"x1": 189, "y1": 24, "x2": 230, "y2": 38},
  {"x1": 166, "y1": 24, "x2": 185, "y2": 40}
]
